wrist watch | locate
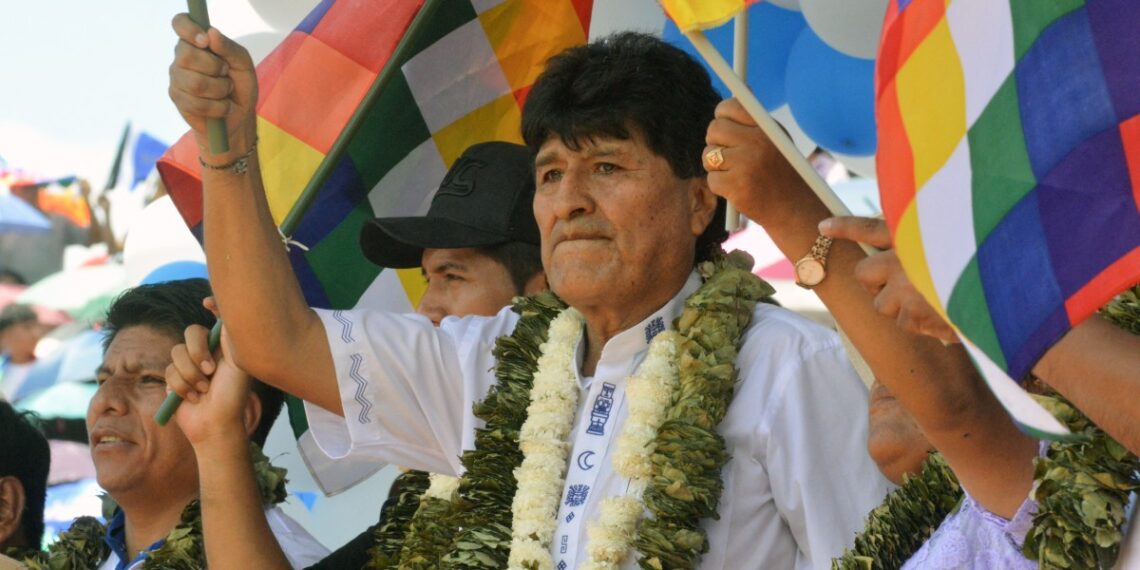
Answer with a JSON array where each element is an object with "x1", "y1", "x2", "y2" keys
[{"x1": 794, "y1": 235, "x2": 833, "y2": 289}]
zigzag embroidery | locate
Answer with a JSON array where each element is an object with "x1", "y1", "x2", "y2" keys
[
  {"x1": 332, "y1": 310, "x2": 355, "y2": 344},
  {"x1": 349, "y1": 353, "x2": 372, "y2": 424}
]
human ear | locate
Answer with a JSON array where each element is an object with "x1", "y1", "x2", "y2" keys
[
  {"x1": 243, "y1": 393, "x2": 262, "y2": 440},
  {"x1": 0, "y1": 476, "x2": 27, "y2": 549},
  {"x1": 689, "y1": 178, "x2": 718, "y2": 237}
]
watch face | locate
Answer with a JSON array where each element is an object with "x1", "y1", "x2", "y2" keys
[{"x1": 795, "y1": 258, "x2": 825, "y2": 287}]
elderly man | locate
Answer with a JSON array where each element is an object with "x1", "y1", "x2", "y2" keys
[
  {"x1": 167, "y1": 19, "x2": 889, "y2": 569},
  {"x1": 11, "y1": 280, "x2": 328, "y2": 569}
]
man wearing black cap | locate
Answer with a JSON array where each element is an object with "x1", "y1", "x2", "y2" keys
[{"x1": 361, "y1": 141, "x2": 546, "y2": 325}]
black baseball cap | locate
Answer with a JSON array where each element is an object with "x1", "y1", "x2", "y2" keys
[{"x1": 360, "y1": 141, "x2": 541, "y2": 269}]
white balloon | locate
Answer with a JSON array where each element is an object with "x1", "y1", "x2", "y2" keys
[
  {"x1": 799, "y1": 0, "x2": 889, "y2": 59},
  {"x1": 236, "y1": 31, "x2": 290, "y2": 65},
  {"x1": 767, "y1": 0, "x2": 802, "y2": 11},
  {"x1": 770, "y1": 106, "x2": 818, "y2": 157},
  {"x1": 248, "y1": 0, "x2": 322, "y2": 32},
  {"x1": 833, "y1": 152, "x2": 877, "y2": 179},
  {"x1": 122, "y1": 196, "x2": 206, "y2": 286}
]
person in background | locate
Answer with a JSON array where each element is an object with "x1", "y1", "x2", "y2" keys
[
  {"x1": 309, "y1": 140, "x2": 546, "y2": 569},
  {"x1": 0, "y1": 401, "x2": 49, "y2": 557},
  {"x1": 0, "y1": 304, "x2": 44, "y2": 401},
  {"x1": 0, "y1": 179, "x2": 101, "y2": 284}
]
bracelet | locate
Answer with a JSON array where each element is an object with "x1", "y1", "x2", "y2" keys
[{"x1": 199, "y1": 138, "x2": 258, "y2": 174}]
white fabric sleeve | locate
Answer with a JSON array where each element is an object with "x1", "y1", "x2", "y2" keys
[
  {"x1": 304, "y1": 307, "x2": 516, "y2": 476},
  {"x1": 755, "y1": 337, "x2": 892, "y2": 569},
  {"x1": 264, "y1": 506, "x2": 330, "y2": 568}
]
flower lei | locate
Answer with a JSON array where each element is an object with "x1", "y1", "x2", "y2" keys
[
  {"x1": 835, "y1": 287, "x2": 1140, "y2": 570},
  {"x1": 11, "y1": 442, "x2": 287, "y2": 570},
  {"x1": 369, "y1": 251, "x2": 771, "y2": 570}
]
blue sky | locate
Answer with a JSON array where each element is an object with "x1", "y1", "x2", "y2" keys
[
  {"x1": 0, "y1": 0, "x2": 661, "y2": 190},
  {"x1": 0, "y1": 1, "x2": 282, "y2": 188}
]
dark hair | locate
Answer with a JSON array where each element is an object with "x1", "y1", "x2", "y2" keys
[
  {"x1": 521, "y1": 32, "x2": 728, "y2": 262},
  {"x1": 0, "y1": 402, "x2": 49, "y2": 548},
  {"x1": 0, "y1": 304, "x2": 37, "y2": 333},
  {"x1": 479, "y1": 241, "x2": 543, "y2": 295},
  {"x1": 0, "y1": 269, "x2": 26, "y2": 286},
  {"x1": 103, "y1": 279, "x2": 284, "y2": 446}
]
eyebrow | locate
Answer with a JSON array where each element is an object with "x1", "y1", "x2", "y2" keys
[
  {"x1": 95, "y1": 360, "x2": 171, "y2": 378},
  {"x1": 534, "y1": 144, "x2": 625, "y2": 169},
  {"x1": 424, "y1": 261, "x2": 468, "y2": 275}
]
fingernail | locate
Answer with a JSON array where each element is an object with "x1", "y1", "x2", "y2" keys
[
  {"x1": 201, "y1": 360, "x2": 214, "y2": 374},
  {"x1": 197, "y1": 382, "x2": 210, "y2": 393},
  {"x1": 818, "y1": 218, "x2": 833, "y2": 234},
  {"x1": 195, "y1": 33, "x2": 208, "y2": 47}
]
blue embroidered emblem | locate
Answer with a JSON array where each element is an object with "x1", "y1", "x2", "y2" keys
[
  {"x1": 565, "y1": 484, "x2": 590, "y2": 507},
  {"x1": 565, "y1": 512, "x2": 576, "y2": 523},
  {"x1": 560, "y1": 534, "x2": 569, "y2": 555},
  {"x1": 586, "y1": 383, "x2": 616, "y2": 436},
  {"x1": 645, "y1": 316, "x2": 665, "y2": 343},
  {"x1": 558, "y1": 561, "x2": 568, "y2": 570}
]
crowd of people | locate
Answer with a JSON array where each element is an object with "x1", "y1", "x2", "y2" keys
[{"x1": 1, "y1": 10, "x2": 1139, "y2": 570}]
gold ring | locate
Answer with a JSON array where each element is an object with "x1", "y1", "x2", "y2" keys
[{"x1": 704, "y1": 147, "x2": 725, "y2": 170}]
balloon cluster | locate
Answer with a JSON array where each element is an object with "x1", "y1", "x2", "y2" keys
[{"x1": 663, "y1": 0, "x2": 888, "y2": 176}]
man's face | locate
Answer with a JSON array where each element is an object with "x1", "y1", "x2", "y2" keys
[
  {"x1": 867, "y1": 381, "x2": 932, "y2": 485},
  {"x1": 533, "y1": 132, "x2": 714, "y2": 312},
  {"x1": 88, "y1": 326, "x2": 198, "y2": 503},
  {"x1": 417, "y1": 247, "x2": 519, "y2": 324}
]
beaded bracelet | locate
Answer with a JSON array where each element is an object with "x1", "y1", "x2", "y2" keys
[{"x1": 198, "y1": 138, "x2": 258, "y2": 174}]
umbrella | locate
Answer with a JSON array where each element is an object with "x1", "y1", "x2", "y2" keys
[
  {"x1": 48, "y1": 440, "x2": 97, "y2": 485},
  {"x1": 14, "y1": 329, "x2": 104, "y2": 402},
  {"x1": 17, "y1": 263, "x2": 127, "y2": 317},
  {"x1": 15, "y1": 381, "x2": 97, "y2": 420},
  {"x1": 0, "y1": 190, "x2": 50, "y2": 233}
]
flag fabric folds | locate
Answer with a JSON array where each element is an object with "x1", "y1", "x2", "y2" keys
[
  {"x1": 130, "y1": 132, "x2": 169, "y2": 190},
  {"x1": 876, "y1": 0, "x2": 1140, "y2": 428},
  {"x1": 659, "y1": 0, "x2": 758, "y2": 32},
  {"x1": 158, "y1": 0, "x2": 592, "y2": 493}
]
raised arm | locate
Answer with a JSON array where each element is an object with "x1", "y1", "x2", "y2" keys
[
  {"x1": 167, "y1": 14, "x2": 339, "y2": 414},
  {"x1": 705, "y1": 98, "x2": 1037, "y2": 517},
  {"x1": 170, "y1": 324, "x2": 292, "y2": 570}
]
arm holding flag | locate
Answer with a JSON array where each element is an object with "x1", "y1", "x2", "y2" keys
[
  {"x1": 168, "y1": 14, "x2": 341, "y2": 415},
  {"x1": 822, "y1": 217, "x2": 1140, "y2": 456},
  {"x1": 706, "y1": 98, "x2": 1039, "y2": 517}
]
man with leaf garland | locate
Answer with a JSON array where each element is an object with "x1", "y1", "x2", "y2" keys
[
  {"x1": 167, "y1": 19, "x2": 892, "y2": 569},
  {"x1": 10, "y1": 280, "x2": 328, "y2": 570}
]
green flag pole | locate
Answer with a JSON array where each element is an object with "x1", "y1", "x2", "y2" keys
[
  {"x1": 187, "y1": 0, "x2": 229, "y2": 154},
  {"x1": 156, "y1": 0, "x2": 445, "y2": 426}
]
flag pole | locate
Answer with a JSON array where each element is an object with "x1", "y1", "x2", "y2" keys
[
  {"x1": 725, "y1": 14, "x2": 747, "y2": 232},
  {"x1": 685, "y1": 29, "x2": 874, "y2": 254},
  {"x1": 186, "y1": 0, "x2": 229, "y2": 154},
  {"x1": 156, "y1": 0, "x2": 446, "y2": 426}
]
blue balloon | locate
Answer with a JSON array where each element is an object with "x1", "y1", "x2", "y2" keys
[
  {"x1": 785, "y1": 27, "x2": 877, "y2": 156},
  {"x1": 662, "y1": 3, "x2": 806, "y2": 110},
  {"x1": 141, "y1": 261, "x2": 209, "y2": 285}
]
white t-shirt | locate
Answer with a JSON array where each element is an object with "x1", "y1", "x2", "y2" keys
[
  {"x1": 305, "y1": 273, "x2": 892, "y2": 569},
  {"x1": 97, "y1": 506, "x2": 328, "y2": 569}
]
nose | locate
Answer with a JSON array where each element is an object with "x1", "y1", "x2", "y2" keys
[
  {"x1": 88, "y1": 379, "x2": 129, "y2": 420},
  {"x1": 547, "y1": 167, "x2": 595, "y2": 221},
  {"x1": 416, "y1": 284, "x2": 447, "y2": 326}
]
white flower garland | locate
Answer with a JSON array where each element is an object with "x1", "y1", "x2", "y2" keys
[
  {"x1": 583, "y1": 331, "x2": 680, "y2": 570},
  {"x1": 508, "y1": 308, "x2": 585, "y2": 570},
  {"x1": 424, "y1": 473, "x2": 461, "y2": 502},
  {"x1": 507, "y1": 308, "x2": 683, "y2": 570}
]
